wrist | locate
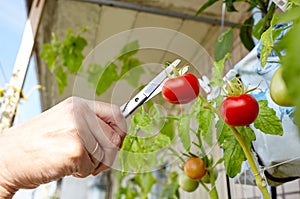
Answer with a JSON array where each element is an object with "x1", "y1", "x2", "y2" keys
[{"x1": 0, "y1": 131, "x2": 17, "y2": 199}]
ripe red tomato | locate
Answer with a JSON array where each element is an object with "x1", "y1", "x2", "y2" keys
[
  {"x1": 184, "y1": 157, "x2": 206, "y2": 180},
  {"x1": 162, "y1": 74, "x2": 199, "y2": 104},
  {"x1": 220, "y1": 94, "x2": 259, "y2": 126}
]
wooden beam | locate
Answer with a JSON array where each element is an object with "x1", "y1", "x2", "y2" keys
[{"x1": 0, "y1": 0, "x2": 46, "y2": 130}]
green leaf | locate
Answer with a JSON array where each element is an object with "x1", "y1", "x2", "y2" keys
[
  {"x1": 260, "y1": 13, "x2": 279, "y2": 67},
  {"x1": 134, "y1": 172, "x2": 157, "y2": 197},
  {"x1": 160, "y1": 118, "x2": 175, "y2": 141},
  {"x1": 253, "y1": 18, "x2": 266, "y2": 40},
  {"x1": 196, "y1": 0, "x2": 219, "y2": 15},
  {"x1": 279, "y1": 6, "x2": 300, "y2": 23},
  {"x1": 236, "y1": 126, "x2": 256, "y2": 150},
  {"x1": 40, "y1": 43, "x2": 59, "y2": 72},
  {"x1": 215, "y1": 119, "x2": 231, "y2": 145},
  {"x1": 214, "y1": 29, "x2": 233, "y2": 61},
  {"x1": 199, "y1": 106, "x2": 214, "y2": 146},
  {"x1": 178, "y1": 114, "x2": 191, "y2": 151},
  {"x1": 253, "y1": 100, "x2": 283, "y2": 136},
  {"x1": 161, "y1": 183, "x2": 180, "y2": 199},
  {"x1": 87, "y1": 63, "x2": 104, "y2": 87},
  {"x1": 223, "y1": 136, "x2": 246, "y2": 177},
  {"x1": 55, "y1": 66, "x2": 68, "y2": 94},
  {"x1": 132, "y1": 112, "x2": 154, "y2": 135},
  {"x1": 118, "y1": 40, "x2": 139, "y2": 61},
  {"x1": 210, "y1": 53, "x2": 231, "y2": 87},
  {"x1": 121, "y1": 58, "x2": 144, "y2": 87},
  {"x1": 95, "y1": 62, "x2": 119, "y2": 96},
  {"x1": 240, "y1": 16, "x2": 255, "y2": 51},
  {"x1": 61, "y1": 32, "x2": 87, "y2": 73}
]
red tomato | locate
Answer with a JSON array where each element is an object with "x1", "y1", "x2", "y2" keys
[
  {"x1": 162, "y1": 74, "x2": 199, "y2": 104},
  {"x1": 220, "y1": 94, "x2": 259, "y2": 126}
]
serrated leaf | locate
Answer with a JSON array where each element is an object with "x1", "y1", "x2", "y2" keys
[
  {"x1": 223, "y1": 136, "x2": 246, "y2": 177},
  {"x1": 55, "y1": 66, "x2": 67, "y2": 94},
  {"x1": 178, "y1": 114, "x2": 191, "y2": 151},
  {"x1": 240, "y1": 16, "x2": 255, "y2": 51},
  {"x1": 214, "y1": 29, "x2": 233, "y2": 61},
  {"x1": 95, "y1": 62, "x2": 119, "y2": 95},
  {"x1": 61, "y1": 35, "x2": 87, "y2": 73},
  {"x1": 253, "y1": 100, "x2": 283, "y2": 135}
]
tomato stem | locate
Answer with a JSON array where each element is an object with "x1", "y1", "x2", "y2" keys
[
  {"x1": 230, "y1": 126, "x2": 271, "y2": 199},
  {"x1": 199, "y1": 180, "x2": 210, "y2": 192}
]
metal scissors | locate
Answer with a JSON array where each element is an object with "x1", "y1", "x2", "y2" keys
[{"x1": 120, "y1": 59, "x2": 181, "y2": 118}]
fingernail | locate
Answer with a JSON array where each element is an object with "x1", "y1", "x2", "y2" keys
[{"x1": 112, "y1": 133, "x2": 121, "y2": 147}]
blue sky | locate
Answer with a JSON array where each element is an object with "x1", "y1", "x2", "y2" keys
[{"x1": 0, "y1": 0, "x2": 41, "y2": 124}]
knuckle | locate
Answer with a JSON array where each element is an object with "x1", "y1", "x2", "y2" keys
[{"x1": 64, "y1": 138, "x2": 86, "y2": 161}]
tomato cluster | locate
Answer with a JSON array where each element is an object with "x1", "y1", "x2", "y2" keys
[{"x1": 179, "y1": 157, "x2": 219, "y2": 192}]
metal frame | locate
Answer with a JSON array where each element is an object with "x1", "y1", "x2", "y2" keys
[{"x1": 74, "y1": 0, "x2": 238, "y2": 27}]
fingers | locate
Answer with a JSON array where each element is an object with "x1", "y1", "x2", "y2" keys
[
  {"x1": 87, "y1": 100, "x2": 127, "y2": 136},
  {"x1": 71, "y1": 97, "x2": 127, "y2": 175},
  {"x1": 85, "y1": 100, "x2": 127, "y2": 167},
  {"x1": 95, "y1": 120, "x2": 123, "y2": 166},
  {"x1": 74, "y1": 108, "x2": 104, "y2": 161}
]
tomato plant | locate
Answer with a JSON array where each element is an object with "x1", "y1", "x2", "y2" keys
[
  {"x1": 184, "y1": 157, "x2": 207, "y2": 180},
  {"x1": 270, "y1": 67, "x2": 294, "y2": 107},
  {"x1": 162, "y1": 73, "x2": 199, "y2": 104},
  {"x1": 179, "y1": 172, "x2": 199, "y2": 192},
  {"x1": 220, "y1": 94, "x2": 259, "y2": 126}
]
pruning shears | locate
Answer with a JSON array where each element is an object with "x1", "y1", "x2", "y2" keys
[{"x1": 120, "y1": 59, "x2": 181, "y2": 118}]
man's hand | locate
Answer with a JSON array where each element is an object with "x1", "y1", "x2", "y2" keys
[{"x1": 0, "y1": 97, "x2": 127, "y2": 198}]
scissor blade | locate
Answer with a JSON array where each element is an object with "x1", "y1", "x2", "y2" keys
[
  {"x1": 120, "y1": 59, "x2": 181, "y2": 118},
  {"x1": 142, "y1": 59, "x2": 181, "y2": 97}
]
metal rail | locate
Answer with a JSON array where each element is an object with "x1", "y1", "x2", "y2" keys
[{"x1": 74, "y1": 0, "x2": 238, "y2": 27}]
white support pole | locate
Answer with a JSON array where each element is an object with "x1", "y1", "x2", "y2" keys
[{"x1": 0, "y1": 0, "x2": 46, "y2": 130}]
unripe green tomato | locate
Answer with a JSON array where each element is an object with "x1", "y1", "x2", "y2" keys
[
  {"x1": 179, "y1": 173, "x2": 199, "y2": 192},
  {"x1": 201, "y1": 168, "x2": 218, "y2": 184},
  {"x1": 270, "y1": 67, "x2": 294, "y2": 107}
]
